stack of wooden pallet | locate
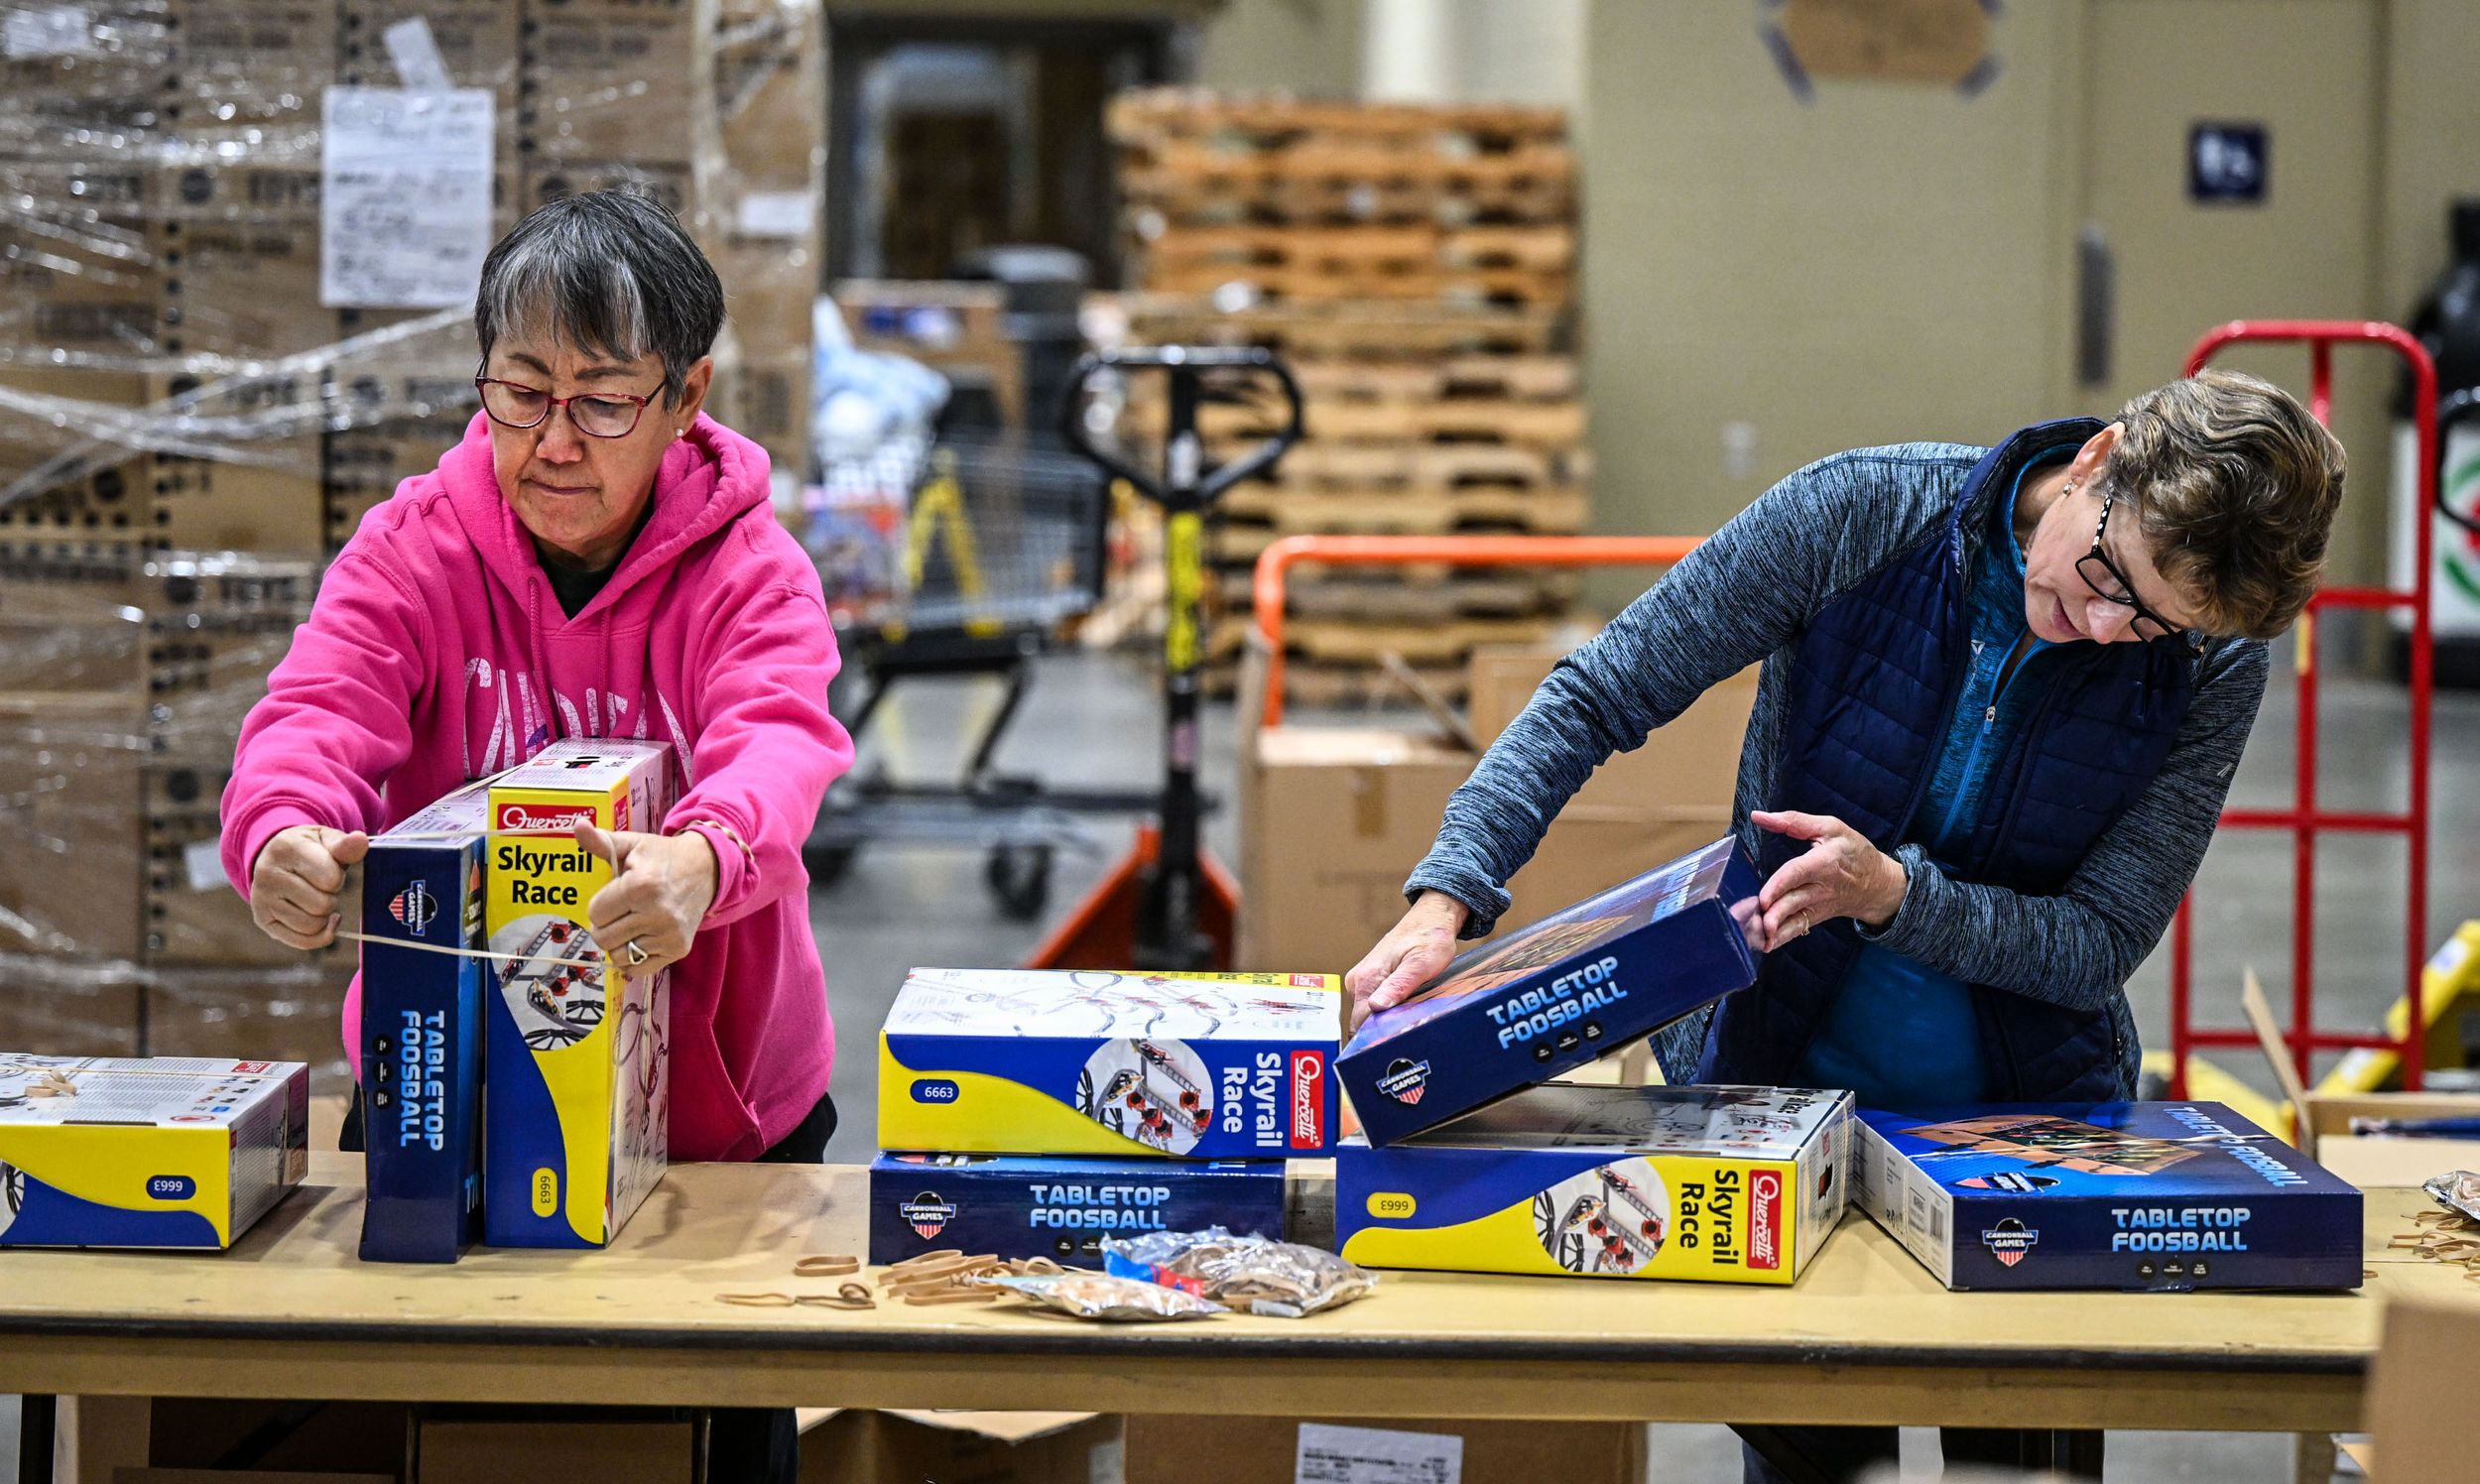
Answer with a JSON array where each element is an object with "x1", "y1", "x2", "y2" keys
[{"x1": 1108, "y1": 91, "x2": 1590, "y2": 705}]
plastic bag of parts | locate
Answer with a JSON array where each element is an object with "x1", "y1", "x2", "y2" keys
[
  {"x1": 974, "y1": 1271, "x2": 1224, "y2": 1322},
  {"x1": 2423, "y1": 1171, "x2": 2480, "y2": 1223},
  {"x1": 1102, "y1": 1226, "x2": 1377, "y2": 1319}
]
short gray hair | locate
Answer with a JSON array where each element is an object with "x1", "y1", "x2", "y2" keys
[{"x1": 473, "y1": 187, "x2": 725, "y2": 406}]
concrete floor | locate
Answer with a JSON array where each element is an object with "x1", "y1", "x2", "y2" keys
[{"x1": 4, "y1": 645, "x2": 2441, "y2": 1483}]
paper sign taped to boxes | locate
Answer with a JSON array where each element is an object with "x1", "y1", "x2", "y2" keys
[
  {"x1": 320, "y1": 86, "x2": 495, "y2": 309},
  {"x1": 1296, "y1": 1422, "x2": 1462, "y2": 1484}
]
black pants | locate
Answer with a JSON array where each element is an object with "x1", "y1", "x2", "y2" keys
[
  {"x1": 342, "y1": 1087, "x2": 839, "y2": 1484},
  {"x1": 1738, "y1": 1423, "x2": 2103, "y2": 1483}
]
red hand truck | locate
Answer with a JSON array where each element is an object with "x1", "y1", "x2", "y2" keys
[{"x1": 2169, "y1": 320, "x2": 2438, "y2": 1093}]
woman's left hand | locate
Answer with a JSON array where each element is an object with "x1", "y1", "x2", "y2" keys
[
  {"x1": 576, "y1": 823, "x2": 718, "y2": 979},
  {"x1": 1749, "y1": 809, "x2": 1908, "y2": 950}
]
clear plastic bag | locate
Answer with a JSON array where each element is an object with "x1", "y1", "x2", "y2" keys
[
  {"x1": 974, "y1": 1271, "x2": 1224, "y2": 1322},
  {"x1": 1102, "y1": 1226, "x2": 1377, "y2": 1318},
  {"x1": 2423, "y1": 1170, "x2": 2480, "y2": 1223}
]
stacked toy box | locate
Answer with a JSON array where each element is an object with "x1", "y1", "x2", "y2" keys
[{"x1": 869, "y1": 968, "x2": 1343, "y2": 1264}]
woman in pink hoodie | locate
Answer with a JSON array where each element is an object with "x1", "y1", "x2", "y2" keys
[{"x1": 222, "y1": 189, "x2": 854, "y2": 1173}]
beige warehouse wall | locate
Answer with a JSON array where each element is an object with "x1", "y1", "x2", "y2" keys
[
  {"x1": 2382, "y1": 0, "x2": 2480, "y2": 319},
  {"x1": 1577, "y1": 3, "x2": 2079, "y2": 552},
  {"x1": 1196, "y1": 0, "x2": 1366, "y2": 94}
]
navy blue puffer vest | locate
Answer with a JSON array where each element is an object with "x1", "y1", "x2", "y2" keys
[{"x1": 1693, "y1": 421, "x2": 2197, "y2": 1101}]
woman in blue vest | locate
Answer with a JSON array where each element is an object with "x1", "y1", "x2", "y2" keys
[{"x1": 1344, "y1": 369, "x2": 2345, "y2": 1484}]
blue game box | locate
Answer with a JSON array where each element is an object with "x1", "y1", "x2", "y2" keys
[
  {"x1": 358, "y1": 780, "x2": 491, "y2": 1264},
  {"x1": 866, "y1": 1152, "x2": 1289, "y2": 1266},
  {"x1": 1336, "y1": 838, "x2": 1764, "y2": 1147},
  {"x1": 1852, "y1": 1103, "x2": 2364, "y2": 1292}
]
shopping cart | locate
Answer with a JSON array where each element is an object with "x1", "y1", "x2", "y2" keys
[{"x1": 801, "y1": 433, "x2": 1115, "y2": 919}]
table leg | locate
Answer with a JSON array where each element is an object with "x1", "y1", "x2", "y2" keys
[{"x1": 20, "y1": 1395, "x2": 57, "y2": 1484}]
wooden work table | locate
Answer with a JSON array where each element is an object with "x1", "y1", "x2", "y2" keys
[{"x1": 1, "y1": 1156, "x2": 2470, "y2": 1438}]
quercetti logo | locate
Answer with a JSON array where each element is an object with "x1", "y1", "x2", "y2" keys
[
  {"x1": 1749, "y1": 1171, "x2": 1783, "y2": 1271},
  {"x1": 1376, "y1": 1057, "x2": 1431, "y2": 1106},
  {"x1": 497, "y1": 804, "x2": 595, "y2": 832},
  {"x1": 1289, "y1": 1051, "x2": 1325, "y2": 1147},
  {"x1": 388, "y1": 880, "x2": 439, "y2": 936},
  {"x1": 231, "y1": 1061, "x2": 273, "y2": 1074},
  {"x1": 1982, "y1": 1217, "x2": 2041, "y2": 1267},
  {"x1": 900, "y1": 1190, "x2": 956, "y2": 1241},
  {"x1": 1290, "y1": 974, "x2": 1325, "y2": 988}
]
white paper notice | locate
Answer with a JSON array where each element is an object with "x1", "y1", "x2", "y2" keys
[
  {"x1": 1294, "y1": 1423, "x2": 1463, "y2": 1484},
  {"x1": 382, "y1": 17, "x2": 453, "y2": 91},
  {"x1": 320, "y1": 85, "x2": 495, "y2": 309},
  {"x1": 183, "y1": 838, "x2": 229, "y2": 895},
  {"x1": 736, "y1": 190, "x2": 814, "y2": 241}
]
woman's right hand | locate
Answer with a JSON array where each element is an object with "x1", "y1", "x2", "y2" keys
[
  {"x1": 250, "y1": 824, "x2": 369, "y2": 950},
  {"x1": 1344, "y1": 891, "x2": 1472, "y2": 1031}
]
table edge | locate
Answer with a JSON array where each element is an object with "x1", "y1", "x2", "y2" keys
[{"x1": 0, "y1": 1313, "x2": 2370, "y2": 1376}]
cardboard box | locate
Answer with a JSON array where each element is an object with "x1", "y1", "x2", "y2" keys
[
  {"x1": 1236, "y1": 650, "x2": 1753, "y2": 977},
  {"x1": 2239, "y1": 966, "x2": 2480, "y2": 1186},
  {"x1": 0, "y1": 697, "x2": 146, "y2": 961},
  {"x1": 1852, "y1": 1103, "x2": 2364, "y2": 1292},
  {"x1": 484, "y1": 739, "x2": 675, "y2": 1248},
  {"x1": 2366, "y1": 1300, "x2": 2480, "y2": 1484},
  {"x1": 151, "y1": 170, "x2": 330, "y2": 359},
  {"x1": 169, "y1": 0, "x2": 340, "y2": 132},
  {"x1": 1337, "y1": 837, "x2": 1762, "y2": 1148},
  {"x1": 835, "y1": 280, "x2": 1025, "y2": 429},
  {"x1": 801, "y1": 1410, "x2": 1121, "y2": 1484},
  {"x1": 142, "y1": 970, "x2": 352, "y2": 1081},
  {"x1": 144, "y1": 766, "x2": 349, "y2": 969},
  {"x1": 878, "y1": 969, "x2": 1341, "y2": 1159},
  {"x1": 359, "y1": 780, "x2": 491, "y2": 1264},
  {"x1": 867, "y1": 1152, "x2": 1288, "y2": 1267},
  {"x1": 144, "y1": 1398, "x2": 411, "y2": 1477},
  {"x1": 1122, "y1": 1415, "x2": 1644, "y2": 1484},
  {"x1": 0, "y1": 975, "x2": 145, "y2": 1057},
  {"x1": 1337, "y1": 1084, "x2": 1849, "y2": 1284},
  {"x1": 517, "y1": 0, "x2": 704, "y2": 164},
  {"x1": 0, "y1": 1054, "x2": 308, "y2": 1248},
  {"x1": 416, "y1": 1416, "x2": 695, "y2": 1484},
  {"x1": 521, "y1": 158, "x2": 696, "y2": 222}
]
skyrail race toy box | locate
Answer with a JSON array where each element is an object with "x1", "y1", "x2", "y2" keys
[
  {"x1": 0, "y1": 1054, "x2": 308, "y2": 1249},
  {"x1": 1852, "y1": 1103, "x2": 2364, "y2": 1292},
  {"x1": 1336, "y1": 1083, "x2": 1850, "y2": 1285},
  {"x1": 484, "y1": 740, "x2": 675, "y2": 1249},
  {"x1": 878, "y1": 969, "x2": 1342, "y2": 1158},
  {"x1": 867, "y1": 1152, "x2": 1288, "y2": 1266},
  {"x1": 358, "y1": 779, "x2": 490, "y2": 1264},
  {"x1": 1337, "y1": 838, "x2": 1763, "y2": 1147}
]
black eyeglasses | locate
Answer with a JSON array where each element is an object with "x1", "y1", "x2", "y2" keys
[
  {"x1": 2076, "y1": 484, "x2": 2199, "y2": 650},
  {"x1": 474, "y1": 367, "x2": 660, "y2": 439}
]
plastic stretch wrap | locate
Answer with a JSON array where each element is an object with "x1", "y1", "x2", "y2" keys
[{"x1": 0, "y1": 0, "x2": 820, "y2": 1088}]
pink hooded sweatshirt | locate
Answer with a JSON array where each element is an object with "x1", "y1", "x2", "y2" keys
[{"x1": 221, "y1": 412, "x2": 853, "y2": 1162}]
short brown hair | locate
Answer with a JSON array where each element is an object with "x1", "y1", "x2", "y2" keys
[{"x1": 2101, "y1": 369, "x2": 2346, "y2": 642}]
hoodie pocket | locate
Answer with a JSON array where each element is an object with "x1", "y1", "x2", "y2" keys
[{"x1": 667, "y1": 999, "x2": 764, "y2": 1160}]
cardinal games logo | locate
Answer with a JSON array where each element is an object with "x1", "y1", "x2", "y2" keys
[
  {"x1": 900, "y1": 1190, "x2": 957, "y2": 1241},
  {"x1": 1290, "y1": 1051, "x2": 1325, "y2": 1147},
  {"x1": 1749, "y1": 1171, "x2": 1783, "y2": 1271},
  {"x1": 388, "y1": 881, "x2": 438, "y2": 936},
  {"x1": 1982, "y1": 1217, "x2": 2041, "y2": 1267},
  {"x1": 1376, "y1": 1057, "x2": 1431, "y2": 1106},
  {"x1": 496, "y1": 804, "x2": 595, "y2": 833}
]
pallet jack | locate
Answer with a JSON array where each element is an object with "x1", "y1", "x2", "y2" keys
[{"x1": 1029, "y1": 346, "x2": 1303, "y2": 973}]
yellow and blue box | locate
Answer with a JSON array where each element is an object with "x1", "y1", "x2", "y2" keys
[
  {"x1": 1853, "y1": 1103, "x2": 2364, "y2": 1291},
  {"x1": 867, "y1": 1153, "x2": 1289, "y2": 1266},
  {"x1": 0, "y1": 1054, "x2": 309, "y2": 1249},
  {"x1": 879, "y1": 969, "x2": 1342, "y2": 1158},
  {"x1": 484, "y1": 740, "x2": 674, "y2": 1249},
  {"x1": 359, "y1": 778, "x2": 491, "y2": 1264},
  {"x1": 1336, "y1": 1083, "x2": 1851, "y2": 1285},
  {"x1": 1337, "y1": 838, "x2": 1763, "y2": 1148}
]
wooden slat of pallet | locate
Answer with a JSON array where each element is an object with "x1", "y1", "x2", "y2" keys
[
  {"x1": 1286, "y1": 613, "x2": 1565, "y2": 667},
  {"x1": 1200, "y1": 397, "x2": 1585, "y2": 447},
  {"x1": 1114, "y1": 294, "x2": 1564, "y2": 358},
  {"x1": 1284, "y1": 355, "x2": 1578, "y2": 403},
  {"x1": 1230, "y1": 441, "x2": 1592, "y2": 489},
  {"x1": 1142, "y1": 261, "x2": 1571, "y2": 307},
  {"x1": 1109, "y1": 93, "x2": 1568, "y2": 149},
  {"x1": 1201, "y1": 655, "x2": 1472, "y2": 708},
  {"x1": 1141, "y1": 224, "x2": 1574, "y2": 273},
  {"x1": 1129, "y1": 180, "x2": 1576, "y2": 230},
  {"x1": 1216, "y1": 484, "x2": 1590, "y2": 536},
  {"x1": 1126, "y1": 141, "x2": 1575, "y2": 187},
  {"x1": 1221, "y1": 567, "x2": 1582, "y2": 624}
]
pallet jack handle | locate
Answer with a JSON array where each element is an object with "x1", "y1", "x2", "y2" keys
[{"x1": 1058, "y1": 346, "x2": 1306, "y2": 506}]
